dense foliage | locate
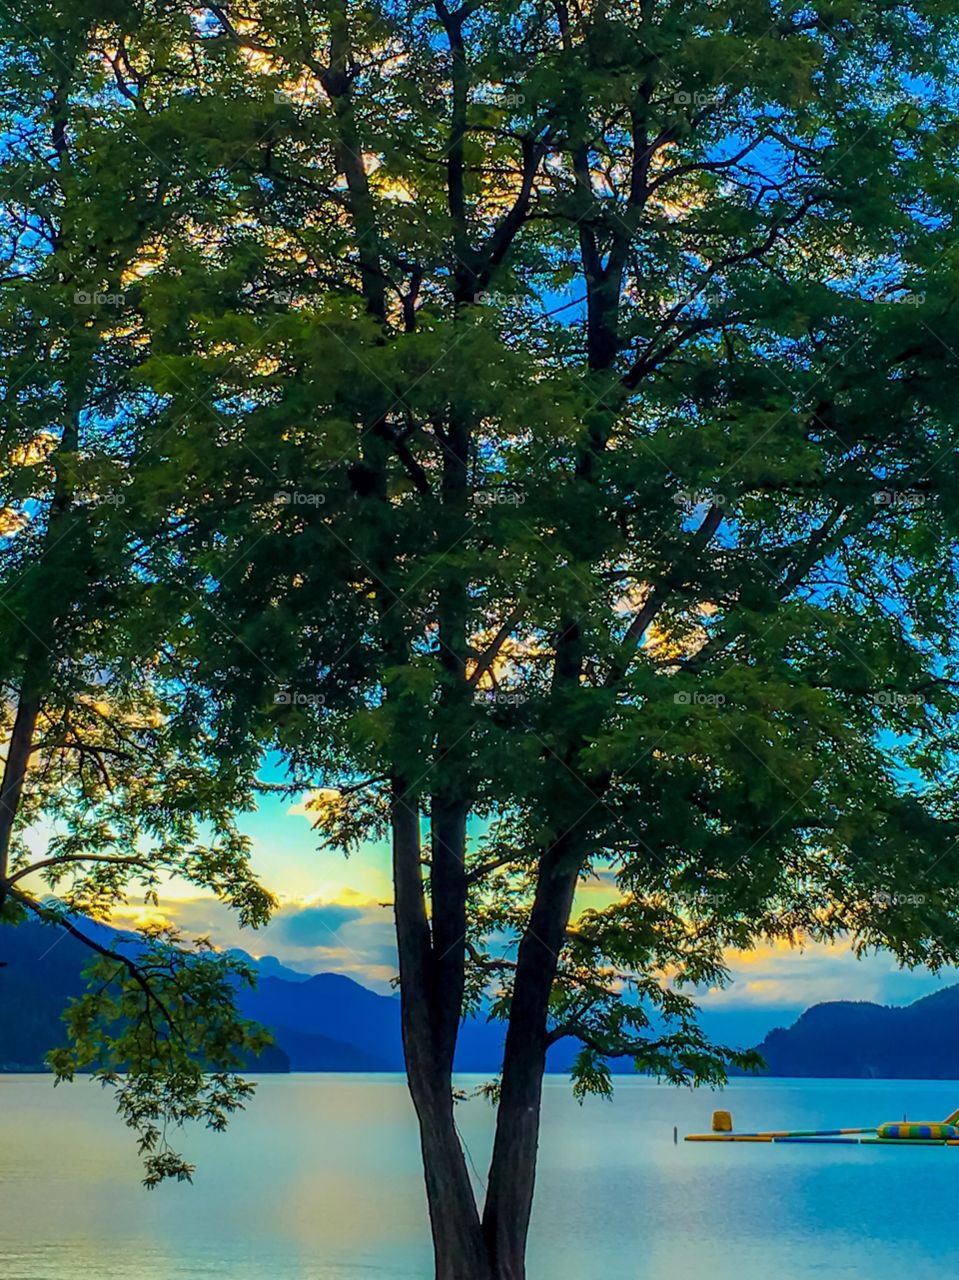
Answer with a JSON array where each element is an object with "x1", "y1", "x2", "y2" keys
[
  {"x1": 0, "y1": 0, "x2": 274, "y2": 1184},
  {"x1": 3, "y1": 2, "x2": 959, "y2": 1276}
]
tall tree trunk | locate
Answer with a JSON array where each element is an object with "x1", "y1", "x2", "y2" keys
[
  {"x1": 430, "y1": 391, "x2": 472, "y2": 1062},
  {"x1": 322, "y1": 0, "x2": 386, "y2": 323},
  {"x1": 408, "y1": 1061, "x2": 491, "y2": 1280},
  {"x1": 396, "y1": 395, "x2": 484, "y2": 1275},
  {"x1": 480, "y1": 613, "x2": 595, "y2": 1278},
  {"x1": 0, "y1": 677, "x2": 42, "y2": 894},
  {"x1": 478, "y1": 116, "x2": 631, "y2": 1250},
  {"x1": 391, "y1": 781, "x2": 491, "y2": 1280},
  {"x1": 0, "y1": 79, "x2": 81, "y2": 906},
  {"x1": 481, "y1": 844, "x2": 580, "y2": 1278}
]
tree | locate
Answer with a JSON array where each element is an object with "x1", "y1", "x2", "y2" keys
[
  {"x1": 0, "y1": 1, "x2": 275, "y2": 1185},
  {"x1": 8, "y1": 1, "x2": 959, "y2": 1277}
]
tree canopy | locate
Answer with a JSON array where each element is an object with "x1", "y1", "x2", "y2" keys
[
  {"x1": 0, "y1": 0, "x2": 275, "y2": 1186},
  {"x1": 3, "y1": 1, "x2": 959, "y2": 1276}
]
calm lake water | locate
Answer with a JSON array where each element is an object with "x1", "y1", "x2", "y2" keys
[{"x1": 4, "y1": 1073, "x2": 959, "y2": 1278}]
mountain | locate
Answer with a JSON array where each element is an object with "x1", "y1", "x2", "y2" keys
[
  {"x1": 14, "y1": 918, "x2": 959, "y2": 1079},
  {"x1": 237, "y1": 971, "x2": 518, "y2": 1071},
  {"x1": 0, "y1": 920, "x2": 505, "y2": 1072},
  {"x1": 0, "y1": 918, "x2": 91, "y2": 1070},
  {"x1": 0, "y1": 921, "x2": 289, "y2": 1073},
  {"x1": 742, "y1": 987, "x2": 959, "y2": 1078},
  {"x1": 264, "y1": 1024, "x2": 392, "y2": 1071},
  {"x1": 0, "y1": 921, "x2": 547, "y2": 1073},
  {"x1": 238, "y1": 972, "x2": 406, "y2": 1069},
  {"x1": 226, "y1": 949, "x2": 315, "y2": 983}
]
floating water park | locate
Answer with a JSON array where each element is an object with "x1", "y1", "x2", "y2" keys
[{"x1": 686, "y1": 1109, "x2": 959, "y2": 1147}]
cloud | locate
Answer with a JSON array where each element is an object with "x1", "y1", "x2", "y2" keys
[
  {"x1": 263, "y1": 896, "x2": 399, "y2": 989},
  {"x1": 698, "y1": 938, "x2": 958, "y2": 1013},
  {"x1": 112, "y1": 892, "x2": 399, "y2": 991},
  {"x1": 271, "y1": 902, "x2": 366, "y2": 945},
  {"x1": 112, "y1": 891, "x2": 959, "y2": 1012},
  {"x1": 287, "y1": 788, "x2": 339, "y2": 820}
]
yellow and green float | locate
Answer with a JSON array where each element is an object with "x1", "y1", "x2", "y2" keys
[{"x1": 685, "y1": 1107, "x2": 959, "y2": 1146}]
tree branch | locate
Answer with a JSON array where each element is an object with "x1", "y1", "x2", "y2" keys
[
  {"x1": 9, "y1": 888, "x2": 183, "y2": 1042},
  {"x1": 607, "y1": 503, "x2": 724, "y2": 685},
  {"x1": 7, "y1": 853, "x2": 155, "y2": 887},
  {"x1": 467, "y1": 605, "x2": 525, "y2": 688}
]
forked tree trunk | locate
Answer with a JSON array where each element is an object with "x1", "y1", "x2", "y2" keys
[
  {"x1": 409, "y1": 1073, "x2": 493, "y2": 1280},
  {"x1": 401, "y1": 608, "x2": 593, "y2": 1277},
  {"x1": 401, "y1": 846, "x2": 581, "y2": 1280},
  {"x1": 391, "y1": 785, "x2": 492, "y2": 1280},
  {"x1": 480, "y1": 851, "x2": 581, "y2": 1279}
]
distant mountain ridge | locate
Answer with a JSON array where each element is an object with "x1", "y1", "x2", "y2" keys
[
  {"x1": 0, "y1": 921, "x2": 290, "y2": 1072},
  {"x1": 0, "y1": 921, "x2": 504, "y2": 1073},
  {"x1": 739, "y1": 986, "x2": 959, "y2": 1078},
  {"x1": 6, "y1": 920, "x2": 959, "y2": 1077}
]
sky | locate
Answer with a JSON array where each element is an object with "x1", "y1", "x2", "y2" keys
[{"x1": 102, "y1": 783, "x2": 959, "y2": 1045}]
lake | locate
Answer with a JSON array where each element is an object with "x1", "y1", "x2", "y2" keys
[{"x1": 3, "y1": 1074, "x2": 959, "y2": 1278}]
